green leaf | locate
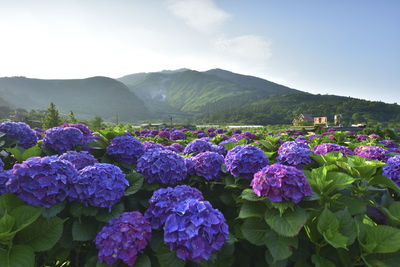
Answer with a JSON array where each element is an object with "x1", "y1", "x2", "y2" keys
[
  {"x1": 156, "y1": 244, "x2": 185, "y2": 267},
  {"x1": 95, "y1": 202, "x2": 124, "y2": 222},
  {"x1": 16, "y1": 217, "x2": 64, "y2": 252},
  {"x1": 265, "y1": 230, "x2": 298, "y2": 262},
  {"x1": 222, "y1": 142, "x2": 237, "y2": 151},
  {"x1": 269, "y1": 202, "x2": 294, "y2": 216},
  {"x1": 9, "y1": 205, "x2": 41, "y2": 233},
  {"x1": 317, "y1": 207, "x2": 348, "y2": 249},
  {"x1": 264, "y1": 206, "x2": 307, "y2": 237},
  {"x1": 41, "y1": 201, "x2": 66, "y2": 219},
  {"x1": 240, "y1": 189, "x2": 265, "y2": 202},
  {"x1": 124, "y1": 171, "x2": 144, "y2": 196},
  {"x1": 135, "y1": 254, "x2": 151, "y2": 267},
  {"x1": 238, "y1": 202, "x2": 267, "y2": 219},
  {"x1": 69, "y1": 202, "x2": 98, "y2": 217},
  {"x1": 240, "y1": 218, "x2": 269, "y2": 246},
  {"x1": 0, "y1": 212, "x2": 15, "y2": 234},
  {"x1": 21, "y1": 146, "x2": 42, "y2": 161},
  {"x1": 389, "y1": 202, "x2": 400, "y2": 220},
  {"x1": 72, "y1": 218, "x2": 98, "y2": 241},
  {"x1": 336, "y1": 209, "x2": 356, "y2": 246},
  {"x1": 365, "y1": 225, "x2": 400, "y2": 253},
  {"x1": 325, "y1": 172, "x2": 355, "y2": 193},
  {"x1": 0, "y1": 245, "x2": 35, "y2": 267},
  {"x1": 368, "y1": 175, "x2": 400, "y2": 193},
  {"x1": 0, "y1": 193, "x2": 25, "y2": 217},
  {"x1": 322, "y1": 228, "x2": 348, "y2": 249},
  {"x1": 311, "y1": 255, "x2": 335, "y2": 267}
]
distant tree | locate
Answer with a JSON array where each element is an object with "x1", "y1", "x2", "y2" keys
[
  {"x1": 42, "y1": 102, "x2": 61, "y2": 129},
  {"x1": 90, "y1": 116, "x2": 104, "y2": 131},
  {"x1": 68, "y1": 110, "x2": 77, "y2": 123}
]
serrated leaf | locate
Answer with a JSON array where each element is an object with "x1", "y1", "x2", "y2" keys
[
  {"x1": 238, "y1": 202, "x2": 267, "y2": 219},
  {"x1": 41, "y1": 201, "x2": 66, "y2": 219},
  {"x1": 368, "y1": 175, "x2": 400, "y2": 193},
  {"x1": 0, "y1": 245, "x2": 35, "y2": 267},
  {"x1": 69, "y1": 202, "x2": 98, "y2": 217},
  {"x1": 95, "y1": 202, "x2": 124, "y2": 222},
  {"x1": 135, "y1": 254, "x2": 151, "y2": 267},
  {"x1": 365, "y1": 225, "x2": 400, "y2": 253},
  {"x1": 336, "y1": 209, "x2": 356, "y2": 246},
  {"x1": 21, "y1": 146, "x2": 42, "y2": 161},
  {"x1": 240, "y1": 189, "x2": 265, "y2": 202},
  {"x1": 311, "y1": 255, "x2": 335, "y2": 267},
  {"x1": 16, "y1": 217, "x2": 64, "y2": 252},
  {"x1": 9, "y1": 205, "x2": 42, "y2": 233},
  {"x1": 389, "y1": 202, "x2": 400, "y2": 220},
  {"x1": 6, "y1": 148, "x2": 22, "y2": 162},
  {"x1": 156, "y1": 244, "x2": 185, "y2": 267},
  {"x1": 240, "y1": 218, "x2": 269, "y2": 245},
  {"x1": 264, "y1": 206, "x2": 307, "y2": 237},
  {"x1": 265, "y1": 230, "x2": 298, "y2": 262},
  {"x1": 0, "y1": 212, "x2": 14, "y2": 234},
  {"x1": 124, "y1": 171, "x2": 144, "y2": 196},
  {"x1": 72, "y1": 218, "x2": 98, "y2": 241}
]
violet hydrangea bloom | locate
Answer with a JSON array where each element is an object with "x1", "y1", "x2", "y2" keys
[
  {"x1": 59, "y1": 151, "x2": 98, "y2": 170},
  {"x1": 169, "y1": 143, "x2": 184, "y2": 153},
  {"x1": 308, "y1": 134, "x2": 321, "y2": 140},
  {"x1": 94, "y1": 211, "x2": 151, "y2": 266},
  {"x1": 0, "y1": 170, "x2": 11, "y2": 195},
  {"x1": 164, "y1": 198, "x2": 229, "y2": 262},
  {"x1": 158, "y1": 130, "x2": 170, "y2": 139},
  {"x1": 0, "y1": 122, "x2": 37, "y2": 148},
  {"x1": 107, "y1": 135, "x2": 145, "y2": 164},
  {"x1": 7, "y1": 156, "x2": 78, "y2": 207},
  {"x1": 137, "y1": 149, "x2": 187, "y2": 185},
  {"x1": 33, "y1": 128, "x2": 44, "y2": 140},
  {"x1": 184, "y1": 157, "x2": 196, "y2": 177},
  {"x1": 170, "y1": 130, "x2": 185, "y2": 140},
  {"x1": 380, "y1": 140, "x2": 399, "y2": 152},
  {"x1": 183, "y1": 139, "x2": 214, "y2": 156},
  {"x1": 277, "y1": 141, "x2": 312, "y2": 169},
  {"x1": 357, "y1": 134, "x2": 368, "y2": 141},
  {"x1": 0, "y1": 158, "x2": 3, "y2": 172},
  {"x1": 145, "y1": 185, "x2": 204, "y2": 229},
  {"x1": 225, "y1": 145, "x2": 269, "y2": 179},
  {"x1": 383, "y1": 155, "x2": 400, "y2": 186},
  {"x1": 143, "y1": 141, "x2": 165, "y2": 152},
  {"x1": 191, "y1": 151, "x2": 224, "y2": 181},
  {"x1": 251, "y1": 163, "x2": 312, "y2": 204},
  {"x1": 61, "y1": 123, "x2": 94, "y2": 144},
  {"x1": 355, "y1": 146, "x2": 388, "y2": 162},
  {"x1": 70, "y1": 163, "x2": 128, "y2": 210},
  {"x1": 312, "y1": 143, "x2": 354, "y2": 156},
  {"x1": 43, "y1": 127, "x2": 84, "y2": 154}
]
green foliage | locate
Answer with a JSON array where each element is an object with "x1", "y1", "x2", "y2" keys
[{"x1": 42, "y1": 102, "x2": 61, "y2": 129}]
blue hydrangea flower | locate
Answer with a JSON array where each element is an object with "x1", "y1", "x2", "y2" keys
[
  {"x1": 225, "y1": 145, "x2": 269, "y2": 179},
  {"x1": 43, "y1": 127, "x2": 84, "y2": 154},
  {"x1": 145, "y1": 185, "x2": 204, "y2": 229},
  {"x1": 185, "y1": 157, "x2": 196, "y2": 177},
  {"x1": 59, "y1": 151, "x2": 98, "y2": 170},
  {"x1": 143, "y1": 141, "x2": 165, "y2": 152},
  {"x1": 94, "y1": 211, "x2": 151, "y2": 266},
  {"x1": 192, "y1": 151, "x2": 224, "y2": 181},
  {"x1": 33, "y1": 128, "x2": 44, "y2": 140},
  {"x1": 0, "y1": 122, "x2": 38, "y2": 148},
  {"x1": 0, "y1": 158, "x2": 3, "y2": 172},
  {"x1": 183, "y1": 139, "x2": 215, "y2": 156},
  {"x1": 0, "y1": 170, "x2": 11, "y2": 195},
  {"x1": 7, "y1": 156, "x2": 78, "y2": 207},
  {"x1": 312, "y1": 143, "x2": 354, "y2": 156},
  {"x1": 170, "y1": 130, "x2": 185, "y2": 140},
  {"x1": 137, "y1": 149, "x2": 187, "y2": 185},
  {"x1": 163, "y1": 199, "x2": 229, "y2": 262},
  {"x1": 308, "y1": 134, "x2": 321, "y2": 140},
  {"x1": 169, "y1": 143, "x2": 185, "y2": 153},
  {"x1": 251, "y1": 163, "x2": 312, "y2": 204},
  {"x1": 70, "y1": 163, "x2": 128, "y2": 210},
  {"x1": 61, "y1": 123, "x2": 94, "y2": 144},
  {"x1": 355, "y1": 146, "x2": 388, "y2": 162},
  {"x1": 107, "y1": 136, "x2": 145, "y2": 165},
  {"x1": 383, "y1": 156, "x2": 400, "y2": 186},
  {"x1": 197, "y1": 132, "x2": 207, "y2": 138},
  {"x1": 158, "y1": 130, "x2": 170, "y2": 139},
  {"x1": 277, "y1": 141, "x2": 312, "y2": 169}
]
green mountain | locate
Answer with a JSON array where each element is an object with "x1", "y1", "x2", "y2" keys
[{"x1": 0, "y1": 76, "x2": 150, "y2": 122}]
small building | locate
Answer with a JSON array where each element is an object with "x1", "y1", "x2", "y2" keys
[
  {"x1": 293, "y1": 113, "x2": 313, "y2": 126},
  {"x1": 314, "y1": 117, "x2": 327, "y2": 125}
]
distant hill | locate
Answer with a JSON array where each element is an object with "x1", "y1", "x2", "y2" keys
[{"x1": 0, "y1": 76, "x2": 150, "y2": 122}]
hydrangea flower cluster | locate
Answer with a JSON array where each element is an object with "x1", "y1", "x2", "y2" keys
[
  {"x1": 164, "y1": 199, "x2": 229, "y2": 262},
  {"x1": 59, "y1": 151, "x2": 98, "y2": 170},
  {"x1": 107, "y1": 136, "x2": 145, "y2": 164},
  {"x1": 0, "y1": 170, "x2": 11, "y2": 195},
  {"x1": 197, "y1": 132, "x2": 207, "y2": 138},
  {"x1": 191, "y1": 151, "x2": 224, "y2": 181},
  {"x1": 0, "y1": 158, "x2": 3, "y2": 172},
  {"x1": 94, "y1": 211, "x2": 151, "y2": 266},
  {"x1": 276, "y1": 141, "x2": 312, "y2": 169},
  {"x1": 208, "y1": 132, "x2": 216, "y2": 137},
  {"x1": 383, "y1": 155, "x2": 400, "y2": 186},
  {"x1": 158, "y1": 130, "x2": 170, "y2": 139},
  {"x1": 355, "y1": 146, "x2": 388, "y2": 162},
  {"x1": 312, "y1": 143, "x2": 354, "y2": 156},
  {"x1": 251, "y1": 163, "x2": 312, "y2": 204},
  {"x1": 225, "y1": 145, "x2": 269, "y2": 179},
  {"x1": 295, "y1": 136, "x2": 310, "y2": 144},
  {"x1": 70, "y1": 163, "x2": 128, "y2": 210},
  {"x1": 169, "y1": 143, "x2": 184, "y2": 153},
  {"x1": 183, "y1": 139, "x2": 214, "y2": 155},
  {"x1": 185, "y1": 157, "x2": 196, "y2": 177},
  {"x1": 61, "y1": 123, "x2": 94, "y2": 144},
  {"x1": 43, "y1": 127, "x2": 84, "y2": 154},
  {"x1": 232, "y1": 129, "x2": 242, "y2": 134},
  {"x1": 368, "y1": 133, "x2": 381, "y2": 140},
  {"x1": 137, "y1": 149, "x2": 187, "y2": 185},
  {"x1": 145, "y1": 185, "x2": 204, "y2": 229},
  {"x1": 0, "y1": 122, "x2": 37, "y2": 148},
  {"x1": 143, "y1": 141, "x2": 165, "y2": 151},
  {"x1": 7, "y1": 156, "x2": 78, "y2": 207},
  {"x1": 170, "y1": 130, "x2": 185, "y2": 140},
  {"x1": 357, "y1": 134, "x2": 368, "y2": 141},
  {"x1": 380, "y1": 140, "x2": 399, "y2": 152},
  {"x1": 33, "y1": 128, "x2": 44, "y2": 140}
]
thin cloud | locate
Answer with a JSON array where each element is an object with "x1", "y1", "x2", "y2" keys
[{"x1": 166, "y1": 0, "x2": 230, "y2": 34}]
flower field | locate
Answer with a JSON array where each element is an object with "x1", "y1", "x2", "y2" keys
[{"x1": 0, "y1": 122, "x2": 400, "y2": 266}]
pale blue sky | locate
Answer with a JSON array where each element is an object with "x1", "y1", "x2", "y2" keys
[{"x1": 0, "y1": 0, "x2": 398, "y2": 103}]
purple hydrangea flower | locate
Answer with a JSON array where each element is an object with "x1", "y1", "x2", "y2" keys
[
  {"x1": 225, "y1": 145, "x2": 269, "y2": 179},
  {"x1": 150, "y1": 129, "x2": 159, "y2": 136},
  {"x1": 141, "y1": 129, "x2": 149, "y2": 135},
  {"x1": 33, "y1": 128, "x2": 44, "y2": 140},
  {"x1": 59, "y1": 151, "x2": 98, "y2": 170},
  {"x1": 197, "y1": 132, "x2": 207, "y2": 138},
  {"x1": 251, "y1": 163, "x2": 312, "y2": 204},
  {"x1": 107, "y1": 136, "x2": 145, "y2": 165},
  {"x1": 163, "y1": 199, "x2": 229, "y2": 262},
  {"x1": 0, "y1": 158, "x2": 3, "y2": 172},
  {"x1": 71, "y1": 163, "x2": 128, "y2": 210},
  {"x1": 207, "y1": 128, "x2": 215, "y2": 133},
  {"x1": 0, "y1": 170, "x2": 11, "y2": 195},
  {"x1": 208, "y1": 132, "x2": 217, "y2": 137},
  {"x1": 43, "y1": 127, "x2": 84, "y2": 154},
  {"x1": 61, "y1": 123, "x2": 94, "y2": 144},
  {"x1": 94, "y1": 211, "x2": 151, "y2": 266},
  {"x1": 383, "y1": 155, "x2": 400, "y2": 186},
  {"x1": 185, "y1": 157, "x2": 196, "y2": 177},
  {"x1": 277, "y1": 141, "x2": 312, "y2": 169},
  {"x1": 169, "y1": 143, "x2": 185, "y2": 153},
  {"x1": 137, "y1": 149, "x2": 187, "y2": 185},
  {"x1": 183, "y1": 139, "x2": 214, "y2": 156},
  {"x1": 145, "y1": 185, "x2": 204, "y2": 229},
  {"x1": 7, "y1": 156, "x2": 78, "y2": 207},
  {"x1": 355, "y1": 146, "x2": 388, "y2": 162},
  {"x1": 312, "y1": 143, "x2": 354, "y2": 156},
  {"x1": 295, "y1": 136, "x2": 310, "y2": 144},
  {"x1": 232, "y1": 129, "x2": 242, "y2": 134},
  {"x1": 0, "y1": 122, "x2": 37, "y2": 148},
  {"x1": 143, "y1": 141, "x2": 165, "y2": 152},
  {"x1": 170, "y1": 130, "x2": 185, "y2": 140},
  {"x1": 191, "y1": 151, "x2": 224, "y2": 181},
  {"x1": 380, "y1": 140, "x2": 398, "y2": 149},
  {"x1": 158, "y1": 130, "x2": 170, "y2": 139},
  {"x1": 308, "y1": 134, "x2": 320, "y2": 140},
  {"x1": 357, "y1": 134, "x2": 368, "y2": 141},
  {"x1": 215, "y1": 128, "x2": 225, "y2": 134}
]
